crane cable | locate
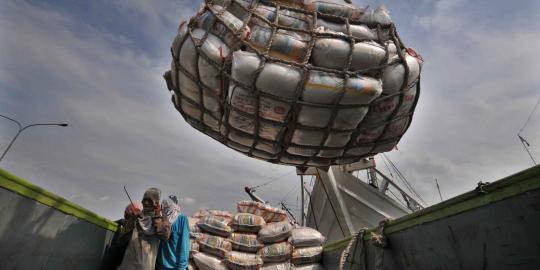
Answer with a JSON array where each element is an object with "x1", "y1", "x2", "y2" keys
[
  {"x1": 250, "y1": 169, "x2": 295, "y2": 190},
  {"x1": 518, "y1": 94, "x2": 540, "y2": 134},
  {"x1": 383, "y1": 154, "x2": 427, "y2": 206}
]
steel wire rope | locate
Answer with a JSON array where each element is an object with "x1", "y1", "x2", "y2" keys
[
  {"x1": 382, "y1": 154, "x2": 415, "y2": 197},
  {"x1": 251, "y1": 169, "x2": 296, "y2": 189},
  {"x1": 279, "y1": 183, "x2": 301, "y2": 205},
  {"x1": 382, "y1": 154, "x2": 411, "y2": 191},
  {"x1": 519, "y1": 94, "x2": 540, "y2": 134},
  {"x1": 517, "y1": 94, "x2": 539, "y2": 165},
  {"x1": 382, "y1": 153, "x2": 426, "y2": 205}
]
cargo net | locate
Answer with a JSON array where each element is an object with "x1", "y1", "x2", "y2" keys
[{"x1": 165, "y1": 0, "x2": 424, "y2": 167}]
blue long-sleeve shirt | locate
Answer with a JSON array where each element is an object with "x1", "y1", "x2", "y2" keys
[{"x1": 158, "y1": 214, "x2": 190, "y2": 270}]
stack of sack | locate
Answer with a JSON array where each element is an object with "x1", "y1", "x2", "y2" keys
[
  {"x1": 165, "y1": 0, "x2": 424, "y2": 167},
  {"x1": 190, "y1": 201, "x2": 326, "y2": 269},
  {"x1": 191, "y1": 210, "x2": 234, "y2": 270},
  {"x1": 289, "y1": 227, "x2": 325, "y2": 269}
]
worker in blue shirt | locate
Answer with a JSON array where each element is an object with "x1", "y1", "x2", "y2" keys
[{"x1": 157, "y1": 195, "x2": 190, "y2": 270}]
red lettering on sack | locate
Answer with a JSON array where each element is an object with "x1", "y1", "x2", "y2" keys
[{"x1": 274, "y1": 106, "x2": 285, "y2": 114}]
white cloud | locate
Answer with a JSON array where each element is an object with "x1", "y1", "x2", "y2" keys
[
  {"x1": 413, "y1": 0, "x2": 468, "y2": 32},
  {"x1": 181, "y1": 196, "x2": 196, "y2": 205},
  {"x1": 381, "y1": 0, "x2": 540, "y2": 204}
]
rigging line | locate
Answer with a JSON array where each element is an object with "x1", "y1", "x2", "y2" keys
[
  {"x1": 279, "y1": 183, "x2": 301, "y2": 204},
  {"x1": 384, "y1": 153, "x2": 419, "y2": 199},
  {"x1": 384, "y1": 154, "x2": 411, "y2": 190},
  {"x1": 519, "y1": 94, "x2": 540, "y2": 134},
  {"x1": 519, "y1": 136, "x2": 537, "y2": 165},
  {"x1": 383, "y1": 154, "x2": 427, "y2": 205},
  {"x1": 315, "y1": 168, "x2": 347, "y2": 238},
  {"x1": 382, "y1": 154, "x2": 414, "y2": 194},
  {"x1": 387, "y1": 189, "x2": 407, "y2": 209},
  {"x1": 251, "y1": 169, "x2": 295, "y2": 189},
  {"x1": 380, "y1": 154, "x2": 395, "y2": 179}
]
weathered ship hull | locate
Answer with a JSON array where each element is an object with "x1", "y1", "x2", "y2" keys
[
  {"x1": 321, "y1": 165, "x2": 540, "y2": 270},
  {"x1": 304, "y1": 166, "x2": 411, "y2": 243}
]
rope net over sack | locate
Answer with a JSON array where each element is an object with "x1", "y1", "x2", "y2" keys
[{"x1": 164, "y1": 0, "x2": 424, "y2": 167}]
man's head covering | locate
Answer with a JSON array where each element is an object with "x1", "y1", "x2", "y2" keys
[
  {"x1": 138, "y1": 187, "x2": 162, "y2": 235},
  {"x1": 143, "y1": 187, "x2": 161, "y2": 203},
  {"x1": 162, "y1": 196, "x2": 181, "y2": 224},
  {"x1": 125, "y1": 202, "x2": 143, "y2": 216}
]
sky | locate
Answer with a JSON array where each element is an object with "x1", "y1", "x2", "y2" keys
[{"x1": 0, "y1": 0, "x2": 539, "y2": 220}]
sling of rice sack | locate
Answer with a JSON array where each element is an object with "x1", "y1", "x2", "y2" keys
[
  {"x1": 165, "y1": 0, "x2": 424, "y2": 166},
  {"x1": 232, "y1": 213, "x2": 267, "y2": 233},
  {"x1": 315, "y1": 19, "x2": 376, "y2": 40},
  {"x1": 305, "y1": 0, "x2": 364, "y2": 20},
  {"x1": 229, "y1": 233, "x2": 264, "y2": 252},
  {"x1": 382, "y1": 52, "x2": 422, "y2": 94},
  {"x1": 288, "y1": 71, "x2": 382, "y2": 157},
  {"x1": 251, "y1": 4, "x2": 311, "y2": 31},
  {"x1": 224, "y1": 251, "x2": 264, "y2": 270},
  {"x1": 297, "y1": 70, "x2": 382, "y2": 129},
  {"x1": 262, "y1": 262, "x2": 292, "y2": 270},
  {"x1": 312, "y1": 39, "x2": 391, "y2": 71},
  {"x1": 249, "y1": 25, "x2": 309, "y2": 64},
  {"x1": 198, "y1": 215, "x2": 233, "y2": 237},
  {"x1": 289, "y1": 227, "x2": 325, "y2": 247},
  {"x1": 193, "y1": 252, "x2": 228, "y2": 270},
  {"x1": 258, "y1": 242, "x2": 293, "y2": 263},
  {"x1": 291, "y1": 246, "x2": 323, "y2": 265},
  {"x1": 229, "y1": 51, "x2": 300, "y2": 124},
  {"x1": 177, "y1": 28, "x2": 229, "y2": 114},
  {"x1": 258, "y1": 221, "x2": 294, "y2": 244},
  {"x1": 197, "y1": 5, "x2": 250, "y2": 50},
  {"x1": 198, "y1": 233, "x2": 233, "y2": 258},
  {"x1": 346, "y1": 115, "x2": 410, "y2": 157},
  {"x1": 226, "y1": 130, "x2": 282, "y2": 157},
  {"x1": 361, "y1": 83, "x2": 417, "y2": 125},
  {"x1": 292, "y1": 263, "x2": 325, "y2": 270}
]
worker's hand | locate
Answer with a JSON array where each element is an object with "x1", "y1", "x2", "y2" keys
[
  {"x1": 126, "y1": 204, "x2": 142, "y2": 217},
  {"x1": 154, "y1": 202, "x2": 162, "y2": 217}
]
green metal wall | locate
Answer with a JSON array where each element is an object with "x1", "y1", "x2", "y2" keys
[
  {"x1": 0, "y1": 168, "x2": 118, "y2": 270},
  {"x1": 322, "y1": 165, "x2": 540, "y2": 270}
]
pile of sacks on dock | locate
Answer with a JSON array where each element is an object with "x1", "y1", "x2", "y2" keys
[
  {"x1": 165, "y1": 0, "x2": 423, "y2": 167},
  {"x1": 188, "y1": 200, "x2": 326, "y2": 270}
]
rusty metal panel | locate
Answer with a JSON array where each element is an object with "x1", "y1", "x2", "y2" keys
[
  {"x1": 323, "y1": 189, "x2": 540, "y2": 269},
  {"x1": 0, "y1": 188, "x2": 115, "y2": 270}
]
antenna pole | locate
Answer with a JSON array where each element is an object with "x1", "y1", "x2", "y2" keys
[
  {"x1": 435, "y1": 179, "x2": 443, "y2": 202},
  {"x1": 123, "y1": 186, "x2": 135, "y2": 208},
  {"x1": 518, "y1": 135, "x2": 537, "y2": 165}
]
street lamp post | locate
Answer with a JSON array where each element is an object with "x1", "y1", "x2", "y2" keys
[{"x1": 0, "y1": 114, "x2": 68, "y2": 162}]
